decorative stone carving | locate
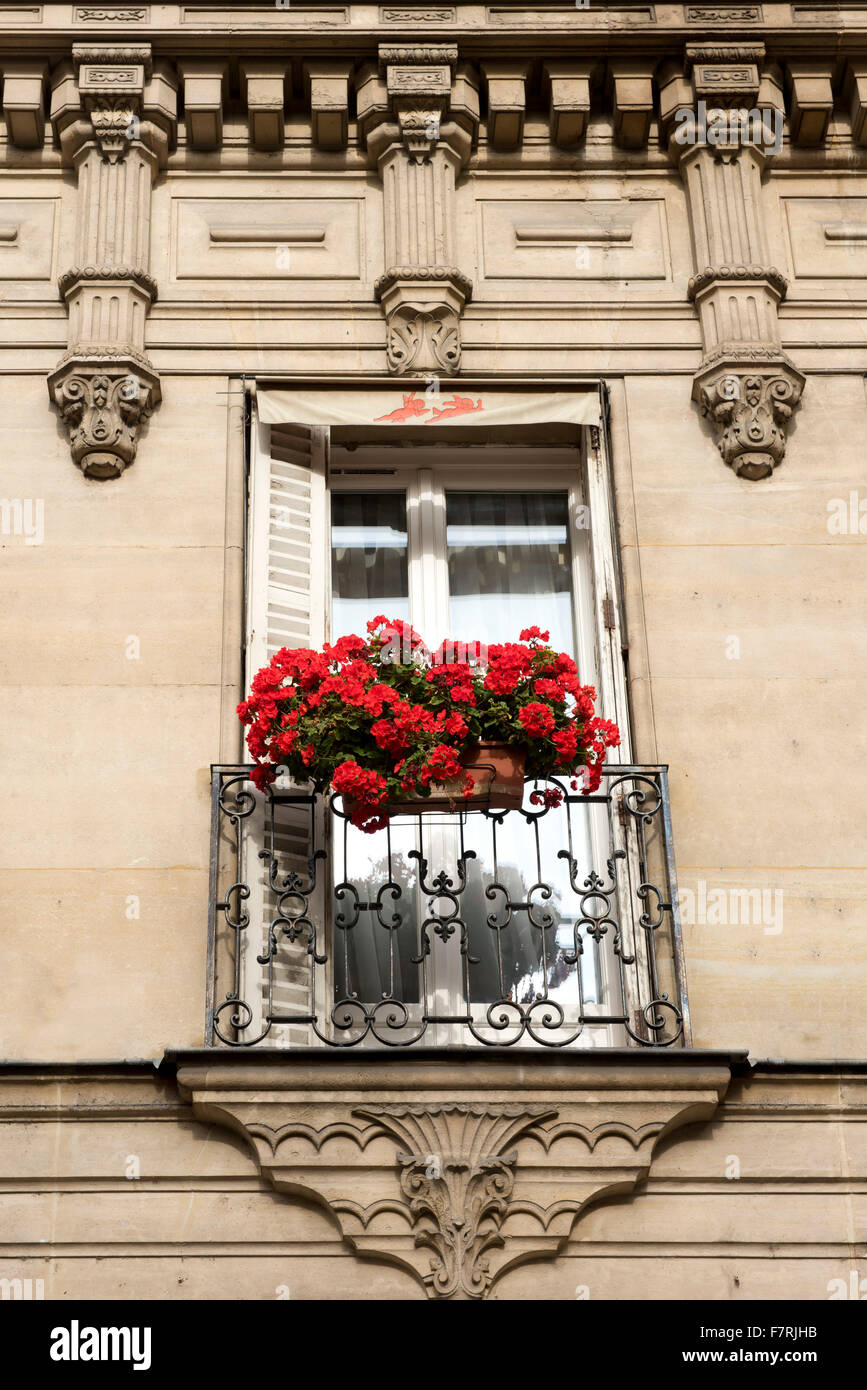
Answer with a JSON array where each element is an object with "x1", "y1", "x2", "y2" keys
[
  {"x1": 170, "y1": 1050, "x2": 740, "y2": 1301},
  {"x1": 360, "y1": 45, "x2": 477, "y2": 376},
  {"x1": 47, "y1": 44, "x2": 175, "y2": 479},
  {"x1": 695, "y1": 356, "x2": 805, "y2": 481},
  {"x1": 376, "y1": 273, "x2": 470, "y2": 373},
  {"x1": 356, "y1": 1104, "x2": 556, "y2": 1299},
  {"x1": 662, "y1": 45, "x2": 804, "y2": 478},
  {"x1": 380, "y1": 7, "x2": 457, "y2": 20},
  {"x1": 685, "y1": 5, "x2": 762, "y2": 18},
  {"x1": 75, "y1": 6, "x2": 149, "y2": 18},
  {"x1": 50, "y1": 359, "x2": 160, "y2": 481}
]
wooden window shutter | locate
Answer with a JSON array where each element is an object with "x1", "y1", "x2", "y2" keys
[{"x1": 241, "y1": 413, "x2": 330, "y2": 1044}]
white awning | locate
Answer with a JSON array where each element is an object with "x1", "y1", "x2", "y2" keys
[{"x1": 257, "y1": 385, "x2": 601, "y2": 429}]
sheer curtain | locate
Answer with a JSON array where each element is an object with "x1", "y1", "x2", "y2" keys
[
  {"x1": 330, "y1": 492, "x2": 409, "y2": 638},
  {"x1": 444, "y1": 493, "x2": 601, "y2": 1016}
]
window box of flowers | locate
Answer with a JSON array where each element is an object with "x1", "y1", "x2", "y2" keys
[{"x1": 237, "y1": 617, "x2": 620, "y2": 832}]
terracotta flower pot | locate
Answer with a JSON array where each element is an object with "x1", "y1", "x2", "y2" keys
[{"x1": 345, "y1": 742, "x2": 527, "y2": 819}]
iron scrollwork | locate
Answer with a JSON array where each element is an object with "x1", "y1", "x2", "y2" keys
[{"x1": 207, "y1": 766, "x2": 688, "y2": 1050}]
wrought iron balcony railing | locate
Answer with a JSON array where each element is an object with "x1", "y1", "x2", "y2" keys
[{"x1": 207, "y1": 765, "x2": 690, "y2": 1050}]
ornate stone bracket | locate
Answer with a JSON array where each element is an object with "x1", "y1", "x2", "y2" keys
[
  {"x1": 359, "y1": 45, "x2": 477, "y2": 376},
  {"x1": 694, "y1": 347, "x2": 805, "y2": 481},
  {"x1": 374, "y1": 267, "x2": 472, "y2": 374},
  {"x1": 49, "y1": 349, "x2": 160, "y2": 481},
  {"x1": 170, "y1": 1050, "x2": 740, "y2": 1301},
  {"x1": 47, "y1": 44, "x2": 176, "y2": 479},
  {"x1": 661, "y1": 44, "x2": 804, "y2": 479}
]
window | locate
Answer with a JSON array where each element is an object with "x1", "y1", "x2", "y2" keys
[{"x1": 236, "y1": 403, "x2": 644, "y2": 1049}]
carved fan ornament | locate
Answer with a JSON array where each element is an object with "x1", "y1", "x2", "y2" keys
[{"x1": 353, "y1": 1104, "x2": 556, "y2": 1299}]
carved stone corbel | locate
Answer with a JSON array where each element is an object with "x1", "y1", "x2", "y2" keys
[
  {"x1": 374, "y1": 267, "x2": 472, "y2": 374},
  {"x1": 359, "y1": 45, "x2": 477, "y2": 376},
  {"x1": 47, "y1": 45, "x2": 176, "y2": 479},
  {"x1": 661, "y1": 45, "x2": 804, "y2": 478},
  {"x1": 170, "y1": 1050, "x2": 740, "y2": 1301},
  {"x1": 693, "y1": 352, "x2": 805, "y2": 482}
]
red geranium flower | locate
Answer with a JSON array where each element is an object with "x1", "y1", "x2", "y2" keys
[{"x1": 518, "y1": 703, "x2": 555, "y2": 737}]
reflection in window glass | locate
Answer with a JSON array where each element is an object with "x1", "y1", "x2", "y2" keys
[
  {"x1": 330, "y1": 493, "x2": 409, "y2": 639},
  {"x1": 446, "y1": 492, "x2": 575, "y2": 656},
  {"x1": 332, "y1": 819, "x2": 421, "y2": 1007}
]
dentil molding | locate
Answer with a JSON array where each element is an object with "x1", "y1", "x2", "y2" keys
[{"x1": 170, "y1": 1049, "x2": 741, "y2": 1301}]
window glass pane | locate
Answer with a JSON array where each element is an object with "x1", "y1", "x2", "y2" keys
[
  {"x1": 446, "y1": 492, "x2": 575, "y2": 655},
  {"x1": 330, "y1": 493, "x2": 409, "y2": 639}
]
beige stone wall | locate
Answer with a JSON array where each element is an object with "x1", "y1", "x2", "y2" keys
[
  {"x1": 0, "y1": 373, "x2": 240, "y2": 1059},
  {"x1": 620, "y1": 372, "x2": 867, "y2": 1059}
]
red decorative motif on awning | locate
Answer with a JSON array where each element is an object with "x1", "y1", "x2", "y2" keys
[{"x1": 373, "y1": 391, "x2": 483, "y2": 424}]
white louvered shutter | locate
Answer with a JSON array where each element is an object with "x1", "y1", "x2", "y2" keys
[
  {"x1": 246, "y1": 418, "x2": 329, "y2": 675},
  {"x1": 241, "y1": 412, "x2": 330, "y2": 1046}
]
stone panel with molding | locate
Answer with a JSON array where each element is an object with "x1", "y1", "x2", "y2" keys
[
  {"x1": 778, "y1": 193, "x2": 867, "y2": 289},
  {"x1": 168, "y1": 193, "x2": 368, "y2": 296},
  {"x1": 474, "y1": 192, "x2": 686, "y2": 300},
  {"x1": 0, "y1": 197, "x2": 59, "y2": 291}
]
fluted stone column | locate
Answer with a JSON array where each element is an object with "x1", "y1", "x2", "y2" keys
[
  {"x1": 48, "y1": 45, "x2": 176, "y2": 479},
  {"x1": 359, "y1": 45, "x2": 478, "y2": 375},
  {"x1": 662, "y1": 44, "x2": 804, "y2": 480}
]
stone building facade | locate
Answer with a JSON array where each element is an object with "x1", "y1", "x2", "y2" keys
[{"x1": 0, "y1": 1, "x2": 865, "y2": 1302}]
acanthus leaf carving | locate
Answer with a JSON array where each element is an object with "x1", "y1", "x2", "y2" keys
[
  {"x1": 695, "y1": 356, "x2": 805, "y2": 480},
  {"x1": 49, "y1": 44, "x2": 173, "y2": 479},
  {"x1": 353, "y1": 1103, "x2": 557, "y2": 1300},
  {"x1": 49, "y1": 358, "x2": 159, "y2": 480},
  {"x1": 383, "y1": 300, "x2": 462, "y2": 374},
  {"x1": 85, "y1": 93, "x2": 140, "y2": 161}
]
